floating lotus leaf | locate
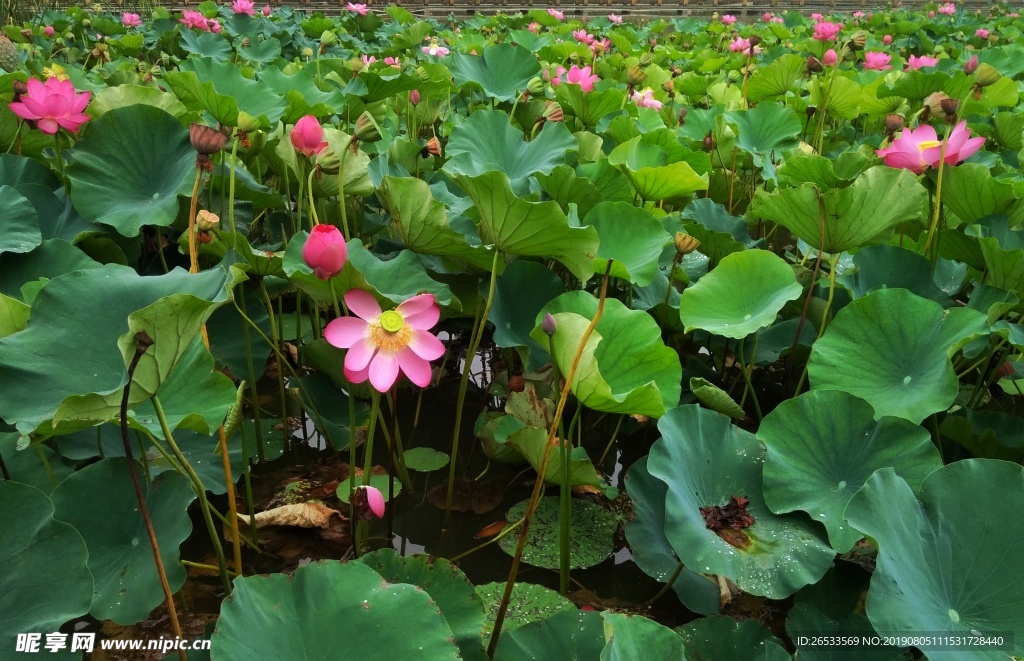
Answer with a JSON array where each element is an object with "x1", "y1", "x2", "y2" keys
[
  {"x1": 647, "y1": 405, "x2": 834, "y2": 599},
  {"x1": 845, "y1": 461, "x2": 1024, "y2": 659},
  {"x1": 498, "y1": 496, "x2": 618, "y2": 570},
  {"x1": 759, "y1": 390, "x2": 942, "y2": 552},
  {"x1": 600, "y1": 612, "x2": 686, "y2": 661},
  {"x1": 0, "y1": 481, "x2": 92, "y2": 639},
  {"x1": 493, "y1": 609, "x2": 604, "y2": 661},
  {"x1": 403, "y1": 447, "x2": 450, "y2": 472},
  {"x1": 213, "y1": 561, "x2": 460, "y2": 660},
  {"x1": 477, "y1": 581, "x2": 575, "y2": 640},
  {"x1": 50, "y1": 459, "x2": 194, "y2": 624},
  {"x1": 808, "y1": 289, "x2": 989, "y2": 423}
]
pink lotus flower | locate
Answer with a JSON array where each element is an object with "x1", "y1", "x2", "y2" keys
[
  {"x1": 811, "y1": 13, "x2": 823, "y2": 20},
  {"x1": 361, "y1": 54, "x2": 376, "y2": 67},
  {"x1": 180, "y1": 10, "x2": 210, "y2": 30},
  {"x1": 876, "y1": 121, "x2": 985, "y2": 174},
  {"x1": 928, "y1": 10, "x2": 935, "y2": 17},
  {"x1": 763, "y1": 12, "x2": 773, "y2": 21},
  {"x1": 882, "y1": 34, "x2": 892, "y2": 45},
  {"x1": 302, "y1": 225, "x2": 348, "y2": 280},
  {"x1": 572, "y1": 29, "x2": 594, "y2": 45},
  {"x1": 906, "y1": 54, "x2": 939, "y2": 70},
  {"x1": 721, "y1": 14, "x2": 737, "y2": 25},
  {"x1": 209, "y1": 19, "x2": 222, "y2": 33},
  {"x1": 122, "y1": 12, "x2": 141, "y2": 28},
  {"x1": 771, "y1": 16, "x2": 784, "y2": 23},
  {"x1": 8, "y1": 78, "x2": 91, "y2": 134},
  {"x1": 421, "y1": 38, "x2": 449, "y2": 57},
  {"x1": 590, "y1": 38, "x2": 611, "y2": 55},
  {"x1": 608, "y1": 13, "x2": 622, "y2": 23},
  {"x1": 631, "y1": 88, "x2": 663, "y2": 110},
  {"x1": 975, "y1": 28, "x2": 990, "y2": 38},
  {"x1": 347, "y1": 2, "x2": 368, "y2": 15},
  {"x1": 325, "y1": 290, "x2": 445, "y2": 392},
  {"x1": 728, "y1": 36, "x2": 760, "y2": 54},
  {"x1": 547, "y1": 8, "x2": 564, "y2": 20},
  {"x1": 384, "y1": 56, "x2": 400, "y2": 68},
  {"x1": 360, "y1": 485, "x2": 385, "y2": 519},
  {"x1": 554, "y1": 64, "x2": 599, "y2": 92},
  {"x1": 964, "y1": 54, "x2": 979, "y2": 74},
  {"x1": 528, "y1": 22, "x2": 541, "y2": 32},
  {"x1": 823, "y1": 48, "x2": 838, "y2": 66},
  {"x1": 44, "y1": 25, "x2": 55, "y2": 36},
  {"x1": 813, "y1": 21, "x2": 842, "y2": 42},
  {"x1": 937, "y1": 2, "x2": 955, "y2": 15},
  {"x1": 232, "y1": 0, "x2": 255, "y2": 15},
  {"x1": 262, "y1": 4, "x2": 272, "y2": 15},
  {"x1": 290, "y1": 115, "x2": 327, "y2": 156},
  {"x1": 863, "y1": 51, "x2": 892, "y2": 70},
  {"x1": 852, "y1": 10, "x2": 865, "y2": 18}
]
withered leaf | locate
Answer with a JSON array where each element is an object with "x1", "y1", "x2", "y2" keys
[{"x1": 700, "y1": 496, "x2": 755, "y2": 531}]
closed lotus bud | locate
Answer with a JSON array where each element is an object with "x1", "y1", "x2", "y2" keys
[
  {"x1": 527, "y1": 76, "x2": 545, "y2": 96},
  {"x1": 353, "y1": 111, "x2": 381, "y2": 142},
  {"x1": 806, "y1": 55, "x2": 823, "y2": 73},
  {"x1": 190, "y1": 123, "x2": 228, "y2": 155},
  {"x1": 674, "y1": 232, "x2": 700, "y2": 255},
  {"x1": 320, "y1": 30, "x2": 336, "y2": 46},
  {"x1": 626, "y1": 65, "x2": 647, "y2": 86},
  {"x1": 196, "y1": 209, "x2": 220, "y2": 231},
  {"x1": 924, "y1": 91, "x2": 950, "y2": 117},
  {"x1": 638, "y1": 52, "x2": 653, "y2": 67},
  {"x1": 702, "y1": 133, "x2": 715, "y2": 151},
  {"x1": 974, "y1": 62, "x2": 1000, "y2": 87},
  {"x1": 847, "y1": 30, "x2": 867, "y2": 50},
  {"x1": 542, "y1": 313, "x2": 557, "y2": 335},
  {"x1": 885, "y1": 114, "x2": 905, "y2": 133},
  {"x1": 302, "y1": 223, "x2": 348, "y2": 280},
  {"x1": 353, "y1": 485, "x2": 385, "y2": 520},
  {"x1": 542, "y1": 101, "x2": 564, "y2": 123},
  {"x1": 964, "y1": 54, "x2": 979, "y2": 74},
  {"x1": 409, "y1": 89, "x2": 421, "y2": 105}
]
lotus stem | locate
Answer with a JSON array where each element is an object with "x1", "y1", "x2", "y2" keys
[
  {"x1": 738, "y1": 335, "x2": 763, "y2": 421},
  {"x1": 642, "y1": 561, "x2": 684, "y2": 607},
  {"x1": 258, "y1": 280, "x2": 290, "y2": 444},
  {"x1": 382, "y1": 392, "x2": 413, "y2": 491},
  {"x1": 237, "y1": 292, "x2": 266, "y2": 462},
  {"x1": 447, "y1": 517, "x2": 524, "y2": 563},
  {"x1": 922, "y1": 124, "x2": 952, "y2": 262},
  {"x1": 307, "y1": 167, "x2": 319, "y2": 227},
  {"x1": 597, "y1": 414, "x2": 626, "y2": 467},
  {"x1": 187, "y1": 169, "x2": 203, "y2": 274},
  {"x1": 361, "y1": 390, "x2": 380, "y2": 484},
  {"x1": 789, "y1": 189, "x2": 827, "y2": 390},
  {"x1": 795, "y1": 260, "x2": 839, "y2": 394},
  {"x1": 487, "y1": 261, "x2": 614, "y2": 657},
  {"x1": 217, "y1": 423, "x2": 245, "y2": 577},
  {"x1": 0, "y1": 451, "x2": 9, "y2": 481}
]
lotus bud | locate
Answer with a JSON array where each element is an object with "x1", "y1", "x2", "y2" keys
[
  {"x1": 822, "y1": 48, "x2": 838, "y2": 66},
  {"x1": 302, "y1": 223, "x2": 348, "y2": 280},
  {"x1": 940, "y1": 97, "x2": 959, "y2": 122},
  {"x1": 885, "y1": 114, "x2": 905, "y2": 134},
  {"x1": 674, "y1": 232, "x2": 700, "y2": 255},
  {"x1": 649, "y1": 38, "x2": 657, "y2": 52},
  {"x1": 974, "y1": 62, "x2": 1000, "y2": 87},
  {"x1": 806, "y1": 55, "x2": 823, "y2": 73},
  {"x1": 190, "y1": 123, "x2": 228, "y2": 155},
  {"x1": 527, "y1": 76, "x2": 546, "y2": 96},
  {"x1": 542, "y1": 313, "x2": 557, "y2": 335},
  {"x1": 847, "y1": 30, "x2": 867, "y2": 50},
  {"x1": 196, "y1": 210, "x2": 220, "y2": 232},
  {"x1": 353, "y1": 485, "x2": 385, "y2": 520},
  {"x1": 236, "y1": 111, "x2": 260, "y2": 134},
  {"x1": 638, "y1": 52, "x2": 654, "y2": 67},
  {"x1": 353, "y1": 111, "x2": 381, "y2": 142},
  {"x1": 626, "y1": 65, "x2": 647, "y2": 86},
  {"x1": 320, "y1": 30, "x2": 337, "y2": 46},
  {"x1": 964, "y1": 54, "x2": 979, "y2": 74},
  {"x1": 409, "y1": 89, "x2": 421, "y2": 105},
  {"x1": 542, "y1": 101, "x2": 564, "y2": 123},
  {"x1": 702, "y1": 133, "x2": 715, "y2": 151}
]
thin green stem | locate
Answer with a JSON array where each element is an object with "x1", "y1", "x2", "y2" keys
[
  {"x1": 258, "y1": 280, "x2": 290, "y2": 442},
  {"x1": 738, "y1": 336, "x2": 762, "y2": 421},
  {"x1": 597, "y1": 415, "x2": 626, "y2": 467},
  {"x1": 362, "y1": 391, "x2": 381, "y2": 483},
  {"x1": 643, "y1": 561, "x2": 685, "y2": 606},
  {"x1": 922, "y1": 123, "x2": 953, "y2": 261},
  {"x1": 237, "y1": 291, "x2": 265, "y2": 462}
]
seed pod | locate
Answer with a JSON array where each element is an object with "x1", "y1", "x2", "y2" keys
[
  {"x1": 627, "y1": 65, "x2": 647, "y2": 87},
  {"x1": 885, "y1": 114, "x2": 905, "y2": 134},
  {"x1": 353, "y1": 111, "x2": 381, "y2": 142},
  {"x1": 974, "y1": 62, "x2": 1000, "y2": 87},
  {"x1": 190, "y1": 123, "x2": 228, "y2": 155},
  {"x1": 196, "y1": 209, "x2": 220, "y2": 231},
  {"x1": 674, "y1": 232, "x2": 700, "y2": 255},
  {"x1": 806, "y1": 55, "x2": 823, "y2": 73}
]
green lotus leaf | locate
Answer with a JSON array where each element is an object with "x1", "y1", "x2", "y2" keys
[
  {"x1": 0, "y1": 293, "x2": 28, "y2": 338},
  {"x1": 624, "y1": 456, "x2": 722, "y2": 616},
  {"x1": 690, "y1": 377, "x2": 746, "y2": 419},
  {"x1": 677, "y1": 615, "x2": 785, "y2": 659},
  {"x1": 808, "y1": 289, "x2": 989, "y2": 423},
  {"x1": 940, "y1": 409, "x2": 1024, "y2": 462},
  {"x1": 0, "y1": 185, "x2": 40, "y2": 255},
  {"x1": 530, "y1": 291, "x2": 682, "y2": 418},
  {"x1": 179, "y1": 29, "x2": 232, "y2": 61},
  {"x1": 15, "y1": 184, "x2": 101, "y2": 245},
  {"x1": 749, "y1": 166, "x2": 929, "y2": 254},
  {"x1": 939, "y1": 163, "x2": 1016, "y2": 225},
  {"x1": 840, "y1": 245, "x2": 950, "y2": 305},
  {"x1": 0, "y1": 262, "x2": 242, "y2": 435},
  {"x1": 535, "y1": 165, "x2": 605, "y2": 219},
  {"x1": 238, "y1": 36, "x2": 281, "y2": 64},
  {"x1": 878, "y1": 69, "x2": 949, "y2": 101},
  {"x1": 477, "y1": 581, "x2": 575, "y2": 641},
  {"x1": 0, "y1": 239, "x2": 100, "y2": 300},
  {"x1": 786, "y1": 602, "x2": 908, "y2": 661},
  {"x1": 66, "y1": 105, "x2": 196, "y2": 237},
  {"x1": 554, "y1": 83, "x2": 626, "y2": 130},
  {"x1": 0, "y1": 152, "x2": 59, "y2": 189},
  {"x1": 810, "y1": 74, "x2": 861, "y2": 119},
  {"x1": 583, "y1": 201, "x2": 671, "y2": 287},
  {"x1": 600, "y1": 612, "x2": 686, "y2": 661},
  {"x1": 259, "y1": 66, "x2": 346, "y2": 124},
  {"x1": 760, "y1": 390, "x2": 942, "y2": 553},
  {"x1": 443, "y1": 110, "x2": 578, "y2": 183},
  {"x1": 498, "y1": 496, "x2": 618, "y2": 570},
  {"x1": 356, "y1": 550, "x2": 485, "y2": 661},
  {"x1": 607, "y1": 135, "x2": 708, "y2": 202},
  {"x1": 213, "y1": 561, "x2": 460, "y2": 660},
  {"x1": 747, "y1": 53, "x2": 806, "y2": 101},
  {"x1": 143, "y1": 425, "x2": 279, "y2": 496},
  {"x1": 377, "y1": 175, "x2": 496, "y2": 270},
  {"x1": 454, "y1": 172, "x2": 598, "y2": 282},
  {"x1": 725, "y1": 104, "x2": 802, "y2": 182},
  {"x1": 647, "y1": 405, "x2": 834, "y2": 599},
  {"x1": 845, "y1": 460, "x2": 1024, "y2": 658},
  {"x1": 88, "y1": 84, "x2": 189, "y2": 121},
  {"x1": 777, "y1": 153, "x2": 858, "y2": 191},
  {"x1": 488, "y1": 260, "x2": 565, "y2": 372},
  {"x1": 505, "y1": 427, "x2": 607, "y2": 490},
  {"x1": 347, "y1": 69, "x2": 417, "y2": 104},
  {"x1": 50, "y1": 458, "x2": 194, "y2": 624},
  {"x1": 450, "y1": 44, "x2": 541, "y2": 102},
  {"x1": 402, "y1": 447, "x2": 450, "y2": 472},
  {"x1": 493, "y1": 609, "x2": 604, "y2": 661},
  {"x1": 283, "y1": 234, "x2": 456, "y2": 308},
  {"x1": 679, "y1": 250, "x2": 802, "y2": 339},
  {"x1": 165, "y1": 57, "x2": 287, "y2": 128}
]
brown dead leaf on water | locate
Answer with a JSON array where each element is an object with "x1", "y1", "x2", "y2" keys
[{"x1": 237, "y1": 502, "x2": 341, "y2": 529}]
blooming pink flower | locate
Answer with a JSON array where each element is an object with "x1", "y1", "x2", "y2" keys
[
  {"x1": 590, "y1": 38, "x2": 611, "y2": 55},
  {"x1": 421, "y1": 38, "x2": 449, "y2": 57},
  {"x1": 232, "y1": 0, "x2": 255, "y2": 15},
  {"x1": 771, "y1": 16, "x2": 784, "y2": 23},
  {"x1": 882, "y1": 34, "x2": 892, "y2": 45},
  {"x1": 179, "y1": 10, "x2": 209, "y2": 31},
  {"x1": 361, "y1": 486, "x2": 385, "y2": 519},
  {"x1": 906, "y1": 54, "x2": 939, "y2": 70},
  {"x1": 763, "y1": 12, "x2": 773, "y2": 21},
  {"x1": 876, "y1": 121, "x2": 984, "y2": 174},
  {"x1": 325, "y1": 290, "x2": 445, "y2": 392},
  {"x1": 631, "y1": 88, "x2": 663, "y2": 110},
  {"x1": 528, "y1": 22, "x2": 541, "y2": 32},
  {"x1": 975, "y1": 28, "x2": 990, "y2": 38},
  {"x1": 384, "y1": 56, "x2": 400, "y2": 68},
  {"x1": 262, "y1": 4, "x2": 272, "y2": 15},
  {"x1": 302, "y1": 225, "x2": 348, "y2": 280},
  {"x1": 547, "y1": 8, "x2": 564, "y2": 20},
  {"x1": 8, "y1": 78, "x2": 91, "y2": 134},
  {"x1": 813, "y1": 21, "x2": 842, "y2": 41},
  {"x1": 721, "y1": 14, "x2": 737, "y2": 25},
  {"x1": 608, "y1": 13, "x2": 622, "y2": 23},
  {"x1": 360, "y1": 54, "x2": 376, "y2": 67},
  {"x1": 209, "y1": 19, "x2": 221, "y2": 33},
  {"x1": 122, "y1": 12, "x2": 141, "y2": 28},
  {"x1": 572, "y1": 29, "x2": 594, "y2": 45},
  {"x1": 290, "y1": 115, "x2": 327, "y2": 156},
  {"x1": 937, "y1": 2, "x2": 955, "y2": 15},
  {"x1": 823, "y1": 48, "x2": 838, "y2": 66},
  {"x1": 347, "y1": 2, "x2": 368, "y2": 15},
  {"x1": 728, "y1": 36, "x2": 759, "y2": 54},
  {"x1": 863, "y1": 51, "x2": 892, "y2": 70},
  {"x1": 811, "y1": 13, "x2": 823, "y2": 20},
  {"x1": 555, "y1": 64, "x2": 599, "y2": 92},
  {"x1": 44, "y1": 25, "x2": 55, "y2": 36},
  {"x1": 1009, "y1": 12, "x2": 1020, "y2": 18},
  {"x1": 852, "y1": 10, "x2": 865, "y2": 18}
]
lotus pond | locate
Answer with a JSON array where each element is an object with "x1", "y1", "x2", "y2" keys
[{"x1": 2, "y1": 2, "x2": 1024, "y2": 659}]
